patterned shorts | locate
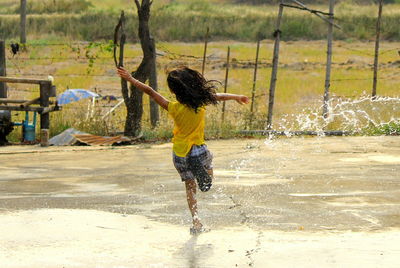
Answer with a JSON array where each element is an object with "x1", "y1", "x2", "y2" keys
[{"x1": 173, "y1": 144, "x2": 213, "y2": 182}]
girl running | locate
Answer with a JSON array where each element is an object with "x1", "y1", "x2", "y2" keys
[{"x1": 117, "y1": 66, "x2": 249, "y2": 234}]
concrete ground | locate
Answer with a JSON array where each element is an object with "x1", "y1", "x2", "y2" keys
[{"x1": 0, "y1": 136, "x2": 399, "y2": 268}]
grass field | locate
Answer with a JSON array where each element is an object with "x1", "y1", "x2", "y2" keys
[
  {"x1": 4, "y1": 39, "x2": 400, "y2": 141},
  {"x1": 1, "y1": 1, "x2": 399, "y2": 141},
  {"x1": 1, "y1": 1, "x2": 400, "y2": 41}
]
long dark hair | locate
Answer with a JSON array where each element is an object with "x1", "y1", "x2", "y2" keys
[{"x1": 167, "y1": 67, "x2": 218, "y2": 112}]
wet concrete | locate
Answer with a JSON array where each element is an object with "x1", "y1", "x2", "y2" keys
[{"x1": 1, "y1": 136, "x2": 399, "y2": 267}]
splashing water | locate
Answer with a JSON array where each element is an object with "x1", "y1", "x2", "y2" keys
[
  {"x1": 227, "y1": 95, "x2": 399, "y2": 185},
  {"x1": 275, "y1": 95, "x2": 400, "y2": 134}
]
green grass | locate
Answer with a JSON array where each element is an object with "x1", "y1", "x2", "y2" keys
[
  {"x1": 3, "y1": 0, "x2": 399, "y2": 142},
  {"x1": 3, "y1": 39, "x2": 400, "y2": 142},
  {"x1": 361, "y1": 122, "x2": 400, "y2": 135},
  {"x1": 2, "y1": 2, "x2": 400, "y2": 41}
]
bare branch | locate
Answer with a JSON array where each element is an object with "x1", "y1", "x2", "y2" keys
[
  {"x1": 134, "y1": 0, "x2": 140, "y2": 10},
  {"x1": 113, "y1": 11, "x2": 126, "y2": 67}
]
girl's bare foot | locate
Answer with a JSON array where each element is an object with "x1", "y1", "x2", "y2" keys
[
  {"x1": 192, "y1": 214, "x2": 202, "y2": 229},
  {"x1": 190, "y1": 225, "x2": 210, "y2": 235}
]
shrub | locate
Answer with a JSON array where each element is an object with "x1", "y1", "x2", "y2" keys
[
  {"x1": 14, "y1": 0, "x2": 93, "y2": 14},
  {"x1": 362, "y1": 122, "x2": 400, "y2": 135}
]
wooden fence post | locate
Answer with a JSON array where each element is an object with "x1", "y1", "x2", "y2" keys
[
  {"x1": 221, "y1": 46, "x2": 230, "y2": 124},
  {"x1": 267, "y1": 0, "x2": 284, "y2": 130},
  {"x1": 249, "y1": 39, "x2": 260, "y2": 129},
  {"x1": 322, "y1": 0, "x2": 335, "y2": 118},
  {"x1": 201, "y1": 27, "x2": 209, "y2": 75},
  {"x1": 39, "y1": 81, "x2": 51, "y2": 146},
  {"x1": 0, "y1": 41, "x2": 6, "y2": 98},
  {"x1": 372, "y1": 0, "x2": 384, "y2": 99},
  {"x1": 149, "y1": 37, "x2": 159, "y2": 128},
  {"x1": 20, "y1": 0, "x2": 27, "y2": 44}
]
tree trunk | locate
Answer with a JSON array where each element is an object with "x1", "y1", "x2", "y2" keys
[
  {"x1": 149, "y1": 37, "x2": 159, "y2": 128},
  {"x1": 20, "y1": 0, "x2": 27, "y2": 44},
  {"x1": 123, "y1": 0, "x2": 154, "y2": 137}
]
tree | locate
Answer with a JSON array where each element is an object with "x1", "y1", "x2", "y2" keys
[
  {"x1": 20, "y1": 0, "x2": 27, "y2": 44},
  {"x1": 122, "y1": 0, "x2": 156, "y2": 137}
]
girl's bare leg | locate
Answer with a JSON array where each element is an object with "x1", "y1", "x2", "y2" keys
[{"x1": 185, "y1": 179, "x2": 202, "y2": 229}]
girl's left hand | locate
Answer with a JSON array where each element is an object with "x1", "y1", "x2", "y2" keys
[
  {"x1": 117, "y1": 67, "x2": 133, "y2": 81},
  {"x1": 236, "y1": 95, "x2": 250, "y2": 105}
]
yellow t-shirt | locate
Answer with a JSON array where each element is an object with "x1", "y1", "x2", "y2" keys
[{"x1": 168, "y1": 101, "x2": 205, "y2": 157}]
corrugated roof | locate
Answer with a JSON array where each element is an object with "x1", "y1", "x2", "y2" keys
[{"x1": 73, "y1": 134, "x2": 130, "y2": 146}]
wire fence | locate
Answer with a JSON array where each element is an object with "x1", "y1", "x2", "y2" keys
[
  {"x1": 3, "y1": 1, "x2": 400, "y2": 134},
  {"x1": 7, "y1": 41, "x2": 400, "y2": 57}
]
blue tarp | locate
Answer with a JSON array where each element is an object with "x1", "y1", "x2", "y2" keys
[{"x1": 57, "y1": 89, "x2": 99, "y2": 105}]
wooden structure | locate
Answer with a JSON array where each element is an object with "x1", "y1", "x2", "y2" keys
[
  {"x1": 0, "y1": 76, "x2": 59, "y2": 146},
  {"x1": 249, "y1": 39, "x2": 261, "y2": 129},
  {"x1": 266, "y1": 0, "x2": 284, "y2": 130},
  {"x1": 0, "y1": 41, "x2": 6, "y2": 98},
  {"x1": 372, "y1": 0, "x2": 384, "y2": 99},
  {"x1": 221, "y1": 46, "x2": 230, "y2": 124},
  {"x1": 201, "y1": 27, "x2": 209, "y2": 75},
  {"x1": 322, "y1": 0, "x2": 335, "y2": 118},
  {"x1": 267, "y1": 0, "x2": 340, "y2": 129}
]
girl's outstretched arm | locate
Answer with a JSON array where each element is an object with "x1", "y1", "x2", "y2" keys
[
  {"x1": 117, "y1": 67, "x2": 169, "y2": 110},
  {"x1": 215, "y1": 93, "x2": 249, "y2": 105}
]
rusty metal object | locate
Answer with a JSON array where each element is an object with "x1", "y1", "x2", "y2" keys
[{"x1": 73, "y1": 134, "x2": 130, "y2": 146}]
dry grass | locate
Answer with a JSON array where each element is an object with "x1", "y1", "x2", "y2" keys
[
  {"x1": 4, "y1": 40, "x2": 400, "y2": 142},
  {"x1": 2, "y1": 2, "x2": 400, "y2": 41}
]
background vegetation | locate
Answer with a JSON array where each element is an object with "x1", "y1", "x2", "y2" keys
[
  {"x1": 1, "y1": 0, "x2": 399, "y2": 141},
  {"x1": 5, "y1": 40, "x2": 400, "y2": 142},
  {"x1": 1, "y1": 0, "x2": 400, "y2": 41}
]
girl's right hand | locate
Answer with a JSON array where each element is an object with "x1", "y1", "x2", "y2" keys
[{"x1": 235, "y1": 95, "x2": 250, "y2": 105}]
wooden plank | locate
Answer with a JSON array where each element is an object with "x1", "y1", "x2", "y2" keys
[
  {"x1": 0, "y1": 98, "x2": 54, "y2": 104},
  {"x1": 21, "y1": 97, "x2": 40, "y2": 108},
  {"x1": 0, "y1": 105, "x2": 44, "y2": 112},
  {"x1": 0, "y1": 105, "x2": 59, "y2": 113},
  {"x1": 41, "y1": 106, "x2": 60, "y2": 114},
  {"x1": 40, "y1": 82, "x2": 50, "y2": 126},
  {"x1": 0, "y1": 41, "x2": 6, "y2": 98},
  {"x1": 39, "y1": 81, "x2": 51, "y2": 146},
  {"x1": 372, "y1": 0, "x2": 384, "y2": 99},
  {"x1": 322, "y1": 0, "x2": 335, "y2": 118},
  {"x1": 221, "y1": 46, "x2": 230, "y2": 124},
  {"x1": 0, "y1": 98, "x2": 27, "y2": 104},
  {"x1": 0, "y1": 77, "x2": 51, "y2": 85},
  {"x1": 267, "y1": 0, "x2": 284, "y2": 130},
  {"x1": 201, "y1": 27, "x2": 209, "y2": 75},
  {"x1": 249, "y1": 39, "x2": 260, "y2": 129},
  {"x1": 102, "y1": 99, "x2": 124, "y2": 119}
]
